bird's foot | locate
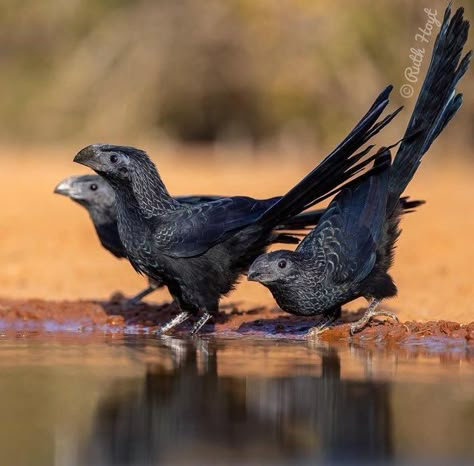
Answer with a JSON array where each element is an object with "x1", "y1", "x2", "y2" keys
[
  {"x1": 190, "y1": 312, "x2": 212, "y2": 335},
  {"x1": 307, "y1": 315, "x2": 338, "y2": 338},
  {"x1": 126, "y1": 285, "x2": 158, "y2": 306},
  {"x1": 158, "y1": 311, "x2": 191, "y2": 335},
  {"x1": 350, "y1": 300, "x2": 398, "y2": 335}
]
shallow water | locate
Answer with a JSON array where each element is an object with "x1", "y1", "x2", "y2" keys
[{"x1": 0, "y1": 334, "x2": 473, "y2": 466}]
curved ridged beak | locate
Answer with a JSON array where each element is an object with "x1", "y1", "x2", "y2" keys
[
  {"x1": 248, "y1": 257, "x2": 274, "y2": 284},
  {"x1": 73, "y1": 144, "x2": 103, "y2": 171},
  {"x1": 54, "y1": 177, "x2": 74, "y2": 196},
  {"x1": 247, "y1": 269, "x2": 260, "y2": 282},
  {"x1": 248, "y1": 263, "x2": 265, "y2": 282}
]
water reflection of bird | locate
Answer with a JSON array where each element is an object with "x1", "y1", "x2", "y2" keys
[
  {"x1": 246, "y1": 348, "x2": 393, "y2": 462},
  {"x1": 81, "y1": 340, "x2": 393, "y2": 465}
]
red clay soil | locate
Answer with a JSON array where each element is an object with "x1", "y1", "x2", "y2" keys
[{"x1": 0, "y1": 296, "x2": 473, "y2": 351}]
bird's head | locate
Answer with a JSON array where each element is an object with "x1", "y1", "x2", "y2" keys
[
  {"x1": 54, "y1": 174, "x2": 114, "y2": 207},
  {"x1": 248, "y1": 250, "x2": 300, "y2": 285},
  {"x1": 74, "y1": 144, "x2": 174, "y2": 216},
  {"x1": 73, "y1": 144, "x2": 152, "y2": 185}
]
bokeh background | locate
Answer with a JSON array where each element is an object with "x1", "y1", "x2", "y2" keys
[
  {"x1": 1, "y1": 0, "x2": 473, "y2": 145},
  {"x1": 0, "y1": 0, "x2": 472, "y2": 321}
]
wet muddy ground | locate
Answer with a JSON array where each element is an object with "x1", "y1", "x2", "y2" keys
[{"x1": 1, "y1": 297, "x2": 473, "y2": 357}]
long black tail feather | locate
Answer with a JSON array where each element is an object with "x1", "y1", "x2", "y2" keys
[
  {"x1": 257, "y1": 86, "x2": 401, "y2": 229},
  {"x1": 388, "y1": 4, "x2": 471, "y2": 211}
]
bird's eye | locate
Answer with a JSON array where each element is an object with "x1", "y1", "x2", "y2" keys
[
  {"x1": 278, "y1": 260, "x2": 287, "y2": 269},
  {"x1": 90, "y1": 184, "x2": 98, "y2": 191},
  {"x1": 110, "y1": 154, "x2": 118, "y2": 163}
]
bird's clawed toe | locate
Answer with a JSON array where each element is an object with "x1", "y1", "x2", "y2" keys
[
  {"x1": 350, "y1": 307, "x2": 399, "y2": 335},
  {"x1": 307, "y1": 315, "x2": 338, "y2": 338}
]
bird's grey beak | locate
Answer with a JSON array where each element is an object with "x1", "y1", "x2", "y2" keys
[
  {"x1": 54, "y1": 177, "x2": 74, "y2": 196},
  {"x1": 247, "y1": 270, "x2": 260, "y2": 282},
  {"x1": 73, "y1": 144, "x2": 102, "y2": 171},
  {"x1": 248, "y1": 264, "x2": 264, "y2": 282},
  {"x1": 248, "y1": 258, "x2": 274, "y2": 284},
  {"x1": 54, "y1": 177, "x2": 85, "y2": 200}
]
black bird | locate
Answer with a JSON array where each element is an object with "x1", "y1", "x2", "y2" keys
[
  {"x1": 73, "y1": 85, "x2": 400, "y2": 334},
  {"x1": 247, "y1": 5, "x2": 471, "y2": 335},
  {"x1": 54, "y1": 175, "x2": 217, "y2": 303},
  {"x1": 54, "y1": 174, "x2": 331, "y2": 303}
]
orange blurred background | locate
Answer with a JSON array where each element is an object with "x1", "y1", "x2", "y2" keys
[{"x1": 0, "y1": 0, "x2": 472, "y2": 322}]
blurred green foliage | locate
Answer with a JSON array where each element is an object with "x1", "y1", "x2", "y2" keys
[{"x1": 0, "y1": 0, "x2": 472, "y2": 148}]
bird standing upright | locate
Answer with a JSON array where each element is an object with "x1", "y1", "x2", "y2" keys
[
  {"x1": 54, "y1": 174, "x2": 328, "y2": 303},
  {"x1": 53, "y1": 175, "x2": 218, "y2": 303},
  {"x1": 74, "y1": 83, "x2": 399, "y2": 334},
  {"x1": 247, "y1": 4, "x2": 471, "y2": 335}
]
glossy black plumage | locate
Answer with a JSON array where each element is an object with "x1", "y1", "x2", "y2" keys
[
  {"x1": 54, "y1": 175, "x2": 225, "y2": 302},
  {"x1": 73, "y1": 84, "x2": 399, "y2": 333},
  {"x1": 248, "y1": 151, "x2": 398, "y2": 320},
  {"x1": 248, "y1": 4, "x2": 471, "y2": 334},
  {"x1": 54, "y1": 175, "x2": 325, "y2": 303}
]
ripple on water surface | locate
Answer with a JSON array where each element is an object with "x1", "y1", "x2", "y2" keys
[{"x1": 0, "y1": 334, "x2": 473, "y2": 465}]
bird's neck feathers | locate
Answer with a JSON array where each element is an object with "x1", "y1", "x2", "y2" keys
[
  {"x1": 76, "y1": 196, "x2": 116, "y2": 226},
  {"x1": 129, "y1": 164, "x2": 179, "y2": 218},
  {"x1": 103, "y1": 153, "x2": 179, "y2": 219},
  {"x1": 94, "y1": 222, "x2": 125, "y2": 258},
  {"x1": 87, "y1": 203, "x2": 117, "y2": 228}
]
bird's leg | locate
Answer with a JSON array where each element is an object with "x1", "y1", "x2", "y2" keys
[
  {"x1": 190, "y1": 311, "x2": 212, "y2": 335},
  {"x1": 159, "y1": 311, "x2": 191, "y2": 334},
  {"x1": 350, "y1": 299, "x2": 399, "y2": 335},
  {"x1": 307, "y1": 307, "x2": 341, "y2": 338},
  {"x1": 126, "y1": 284, "x2": 158, "y2": 305}
]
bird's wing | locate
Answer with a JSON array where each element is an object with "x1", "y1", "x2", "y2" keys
[
  {"x1": 154, "y1": 196, "x2": 279, "y2": 258},
  {"x1": 297, "y1": 150, "x2": 391, "y2": 285}
]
